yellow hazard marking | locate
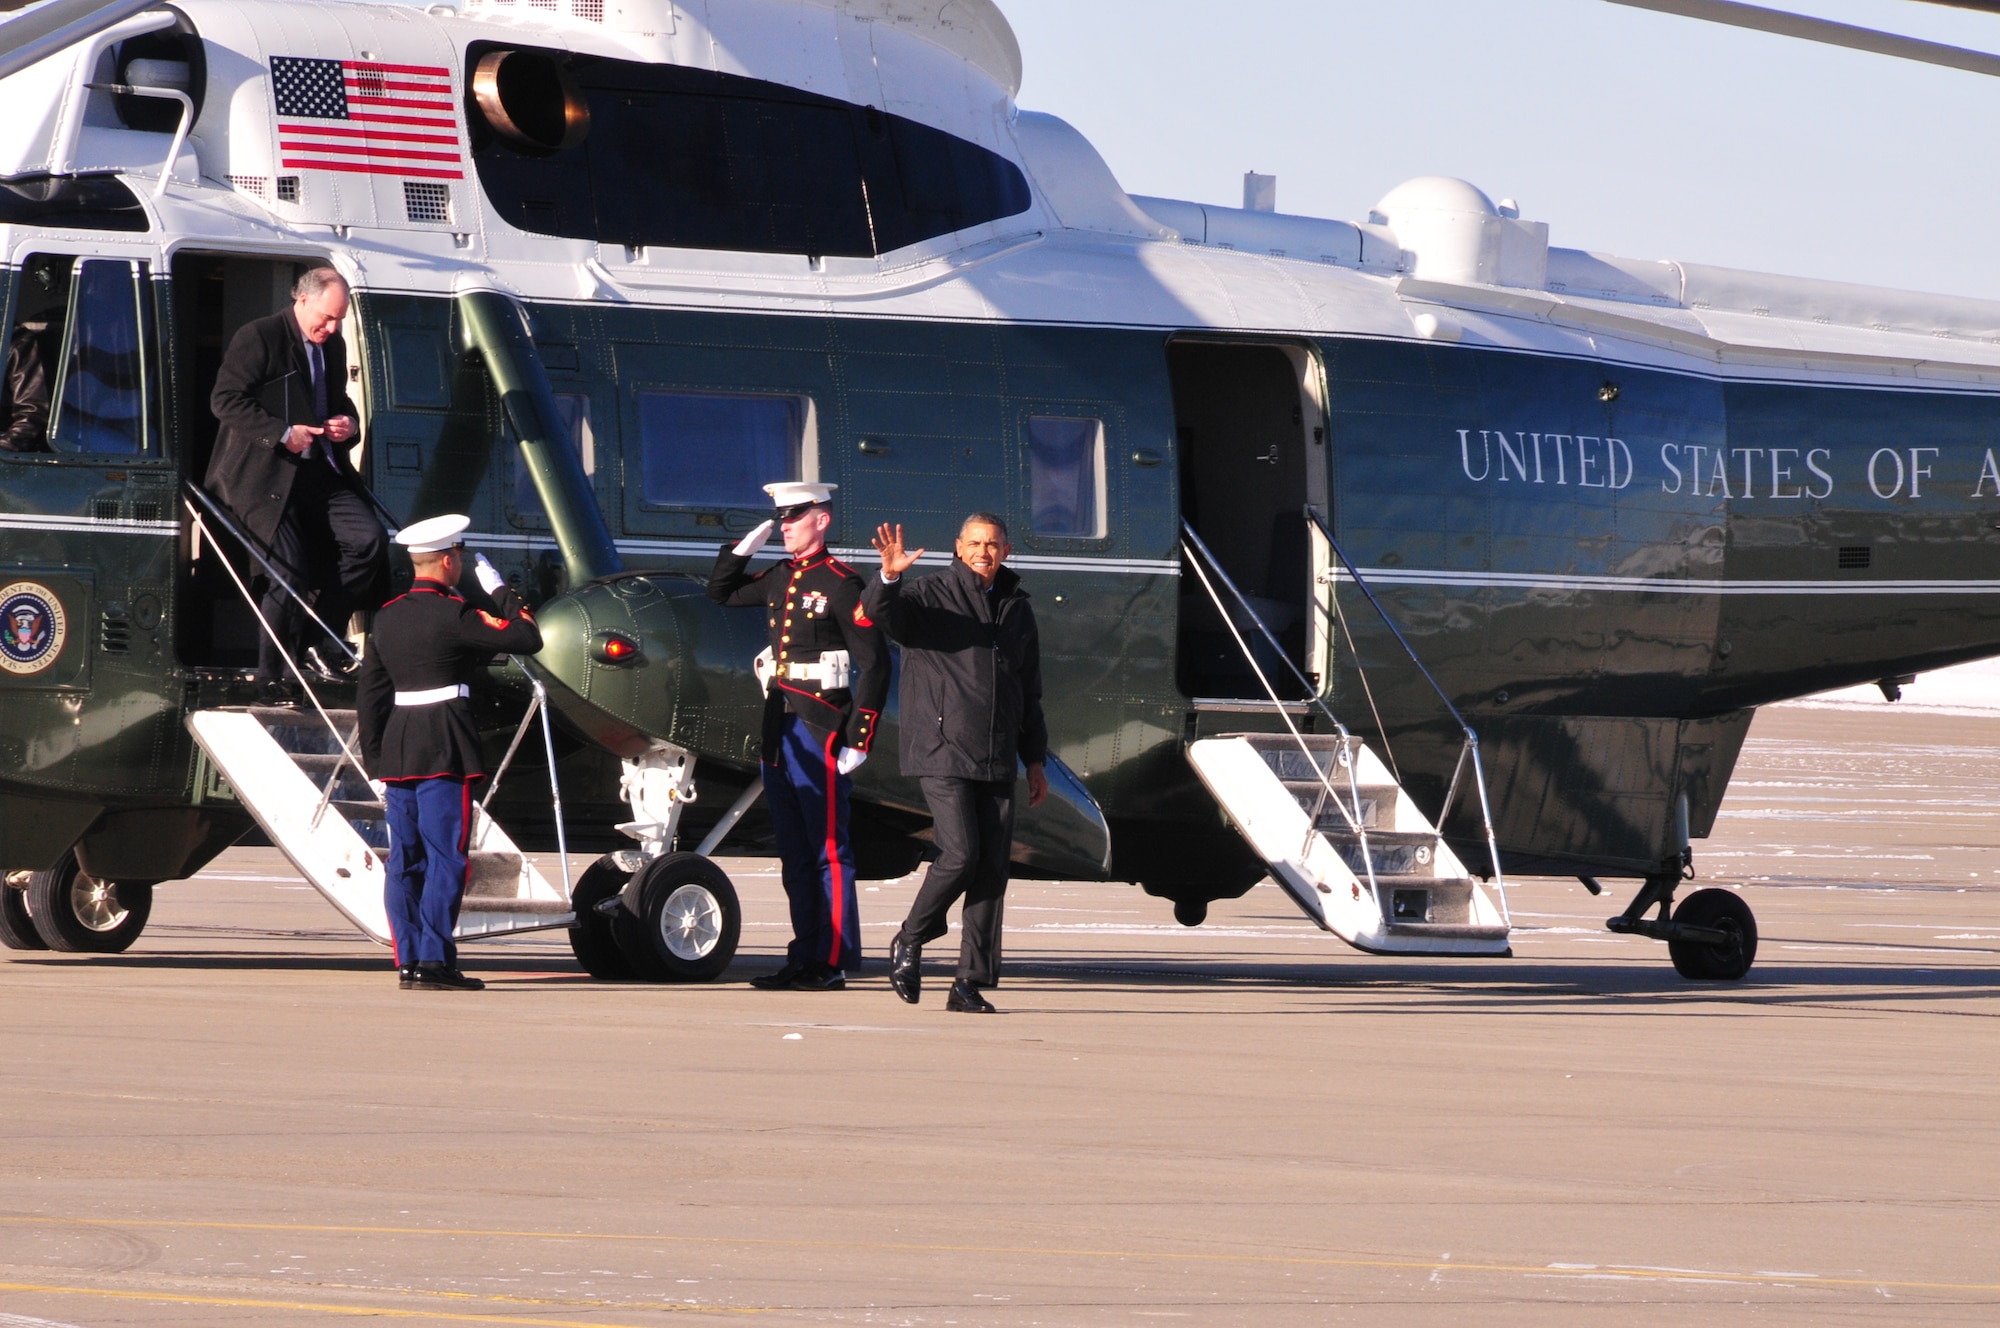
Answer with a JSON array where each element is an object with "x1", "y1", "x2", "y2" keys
[
  {"x1": 3, "y1": 1216, "x2": 1997, "y2": 1296},
  {"x1": 0, "y1": 1279, "x2": 764, "y2": 1321}
]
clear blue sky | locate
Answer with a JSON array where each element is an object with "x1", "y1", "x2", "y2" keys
[{"x1": 1001, "y1": 0, "x2": 2000, "y2": 300}]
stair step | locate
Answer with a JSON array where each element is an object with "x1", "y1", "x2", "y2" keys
[
  {"x1": 463, "y1": 849, "x2": 525, "y2": 899},
  {"x1": 1369, "y1": 875, "x2": 1476, "y2": 926},
  {"x1": 460, "y1": 898, "x2": 574, "y2": 916},
  {"x1": 1322, "y1": 830, "x2": 1440, "y2": 876},
  {"x1": 1281, "y1": 779, "x2": 1394, "y2": 829}
]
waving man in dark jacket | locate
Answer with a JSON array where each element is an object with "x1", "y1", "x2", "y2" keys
[{"x1": 866, "y1": 513, "x2": 1048, "y2": 1014}]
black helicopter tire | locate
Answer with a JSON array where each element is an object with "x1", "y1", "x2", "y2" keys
[
  {"x1": 0, "y1": 883, "x2": 48, "y2": 950},
  {"x1": 1172, "y1": 897, "x2": 1208, "y2": 927},
  {"x1": 613, "y1": 852, "x2": 741, "y2": 983},
  {"x1": 1668, "y1": 887, "x2": 1757, "y2": 981},
  {"x1": 567, "y1": 856, "x2": 637, "y2": 981},
  {"x1": 26, "y1": 851, "x2": 152, "y2": 953}
]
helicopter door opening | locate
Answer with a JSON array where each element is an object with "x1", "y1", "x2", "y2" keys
[
  {"x1": 169, "y1": 253, "x2": 319, "y2": 669},
  {"x1": 1168, "y1": 339, "x2": 1329, "y2": 701}
]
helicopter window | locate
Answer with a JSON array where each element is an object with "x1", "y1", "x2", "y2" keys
[
  {"x1": 47, "y1": 258, "x2": 157, "y2": 457},
  {"x1": 1028, "y1": 415, "x2": 1107, "y2": 539},
  {"x1": 636, "y1": 389, "x2": 807, "y2": 511},
  {"x1": 511, "y1": 391, "x2": 594, "y2": 525},
  {"x1": 467, "y1": 43, "x2": 1032, "y2": 259}
]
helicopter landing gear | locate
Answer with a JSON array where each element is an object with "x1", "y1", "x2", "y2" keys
[
  {"x1": 24, "y1": 849, "x2": 153, "y2": 953},
  {"x1": 1605, "y1": 875, "x2": 1757, "y2": 981},
  {"x1": 1, "y1": 873, "x2": 48, "y2": 950}
]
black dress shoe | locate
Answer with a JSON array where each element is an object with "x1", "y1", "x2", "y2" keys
[
  {"x1": 397, "y1": 964, "x2": 419, "y2": 989},
  {"x1": 945, "y1": 979, "x2": 996, "y2": 1013},
  {"x1": 415, "y1": 965, "x2": 484, "y2": 991},
  {"x1": 304, "y1": 645, "x2": 359, "y2": 685},
  {"x1": 889, "y1": 932, "x2": 921, "y2": 1005},
  {"x1": 792, "y1": 964, "x2": 846, "y2": 991},
  {"x1": 750, "y1": 960, "x2": 807, "y2": 990},
  {"x1": 254, "y1": 678, "x2": 300, "y2": 709}
]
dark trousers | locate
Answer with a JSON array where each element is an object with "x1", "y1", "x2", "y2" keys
[
  {"x1": 384, "y1": 776, "x2": 473, "y2": 967},
  {"x1": 763, "y1": 714, "x2": 862, "y2": 971},
  {"x1": 258, "y1": 476, "x2": 387, "y2": 683},
  {"x1": 902, "y1": 776, "x2": 1015, "y2": 985}
]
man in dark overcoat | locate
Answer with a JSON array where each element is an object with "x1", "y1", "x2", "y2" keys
[
  {"x1": 207, "y1": 266, "x2": 387, "y2": 702},
  {"x1": 357, "y1": 515, "x2": 542, "y2": 991},
  {"x1": 866, "y1": 513, "x2": 1048, "y2": 1013},
  {"x1": 709, "y1": 482, "x2": 888, "y2": 990}
]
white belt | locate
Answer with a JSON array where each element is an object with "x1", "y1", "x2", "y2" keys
[
  {"x1": 394, "y1": 684, "x2": 469, "y2": 706},
  {"x1": 781, "y1": 651, "x2": 852, "y2": 689}
]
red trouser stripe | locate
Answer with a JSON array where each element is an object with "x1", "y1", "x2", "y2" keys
[{"x1": 823, "y1": 730, "x2": 844, "y2": 966}]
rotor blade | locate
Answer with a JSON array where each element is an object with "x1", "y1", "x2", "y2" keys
[
  {"x1": 1606, "y1": 0, "x2": 2000, "y2": 78},
  {"x1": 0, "y1": 0, "x2": 165, "y2": 83}
]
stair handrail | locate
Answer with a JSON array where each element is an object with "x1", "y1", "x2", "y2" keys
[
  {"x1": 183, "y1": 482, "x2": 358, "y2": 665},
  {"x1": 1302, "y1": 504, "x2": 1508, "y2": 920},
  {"x1": 478, "y1": 662, "x2": 571, "y2": 901},
  {"x1": 1180, "y1": 521, "x2": 1376, "y2": 892},
  {"x1": 183, "y1": 492, "x2": 373, "y2": 816}
]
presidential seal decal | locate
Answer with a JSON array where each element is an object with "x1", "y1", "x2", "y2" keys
[{"x1": 0, "y1": 582, "x2": 66, "y2": 676}]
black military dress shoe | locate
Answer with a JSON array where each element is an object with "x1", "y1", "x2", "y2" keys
[
  {"x1": 946, "y1": 979, "x2": 997, "y2": 1013},
  {"x1": 793, "y1": 964, "x2": 846, "y2": 991},
  {"x1": 889, "y1": 932, "x2": 921, "y2": 1004},
  {"x1": 750, "y1": 960, "x2": 806, "y2": 990},
  {"x1": 415, "y1": 964, "x2": 484, "y2": 991},
  {"x1": 397, "y1": 964, "x2": 420, "y2": 989}
]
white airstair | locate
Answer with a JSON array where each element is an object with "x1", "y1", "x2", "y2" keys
[
  {"x1": 187, "y1": 705, "x2": 573, "y2": 945},
  {"x1": 1186, "y1": 731, "x2": 1508, "y2": 954},
  {"x1": 1181, "y1": 516, "x2": 1512, "y2": 957}
]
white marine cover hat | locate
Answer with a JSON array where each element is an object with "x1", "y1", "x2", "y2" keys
[
  {"x1": 764, "y1": 481, "x2": 837, "y2": 512},
  {"x1": 395, "y1": 513, "x2": 471, "y2": 553}
]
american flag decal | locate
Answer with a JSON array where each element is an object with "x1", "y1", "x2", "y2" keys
[{"x1": 271, "y1": 55, "x2": 463, "y2": 180}]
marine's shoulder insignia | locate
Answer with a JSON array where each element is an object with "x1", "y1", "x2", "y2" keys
[
  {"x1": 824, "y1": 557, "x2": 859, "y2": 580},
  {"x1": 477, "y1": 610, "x2": 508, "y2": 629},
  {"x1": 852, "y1": 602, "x2": 874, "y2": 628}
]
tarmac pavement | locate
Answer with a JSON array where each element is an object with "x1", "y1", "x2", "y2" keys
[{"x1": 2, "y1": 705, "x2": 1996, "y2": 1325}]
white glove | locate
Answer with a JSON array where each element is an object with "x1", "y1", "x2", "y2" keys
[
  {"x1": 368, "y1": 778, "x2": 387, "y2": 800},
  {"x1": 836, "y1": 747, "x2": 867, "y2": 776},
  {"x1": 732, "y1": 519, "x2": 775, "y2": 557},
  {"x1": 473, "y1": 553, "x2": 506, "y2": 595}
]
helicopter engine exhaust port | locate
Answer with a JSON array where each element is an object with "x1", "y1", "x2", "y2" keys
[
  {"x1": 1605, "y1": 876, "x2": 1759, "y2": 981},
  {"x1": 471, "y1": 50, "x2": 590, "y2": 155}
]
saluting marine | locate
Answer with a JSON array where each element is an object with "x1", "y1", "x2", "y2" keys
[
  {"x1": 709, "y1": 482, "x2": 888, "y2": 991},
  {"x1": 357, "y1": 514, "x2": 543, "y2": 992}
]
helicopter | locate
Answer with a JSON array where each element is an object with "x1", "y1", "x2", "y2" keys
[{"x1": 4, "y1": 0, "x2": 2000, "y2": 982}]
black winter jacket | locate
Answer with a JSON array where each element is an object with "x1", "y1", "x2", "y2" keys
[
  {"x1": 205, "y1": 310, "x2": 364, "y2": 547},
  {"x1": 357, "y1": 579, "x2": 543, "y2": 782},
  {"x1": 861, "y1": 558, "x2": 1048, "y2": 782}
]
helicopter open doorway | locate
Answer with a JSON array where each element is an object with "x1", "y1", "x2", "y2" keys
[
  {"x1": 1168, "y1": 338, "x2": 1332, "y2": 701},
  {"x1": 168, "y1": 251, "x2": 333, "y2": 670}
]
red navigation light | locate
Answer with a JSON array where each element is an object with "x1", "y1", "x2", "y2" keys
[{"x1": 593, "y1": 632, "x2": 642, "y2": 665}]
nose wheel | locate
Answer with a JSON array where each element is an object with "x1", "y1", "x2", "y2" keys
[{"x1": 1604, "y1": 875, "x2": 1758, "y2": 981}]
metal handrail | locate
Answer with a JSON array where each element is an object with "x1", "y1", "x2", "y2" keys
[
  {"x1": 183, "y1": 496, "x2": 371, "y2": 826},
  {"x1": 184, "y1": 482, "x2": 358, "y2": 665},
  {"x1": 1301, "y1": 505, "x2": 1508, "y2": 919},
  {"x1": 479, "y1": 661, "x2": 571, "y2": 901},
  {"x1": 1180, "y1": 521, "x2": 1375, "y2": 892}
]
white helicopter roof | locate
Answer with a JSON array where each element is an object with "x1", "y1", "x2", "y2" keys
[{"x1": 2, "y1": 0, "x2": 1999, "y2": 390}]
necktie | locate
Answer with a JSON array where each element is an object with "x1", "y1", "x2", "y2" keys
[{"x1": 304, "y1": 339, "x2": 335, "y2": 469}]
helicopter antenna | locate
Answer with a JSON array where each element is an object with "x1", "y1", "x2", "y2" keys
[{"x1": 1608, "y1": 0, "x2": 2000, "y2": 77}]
